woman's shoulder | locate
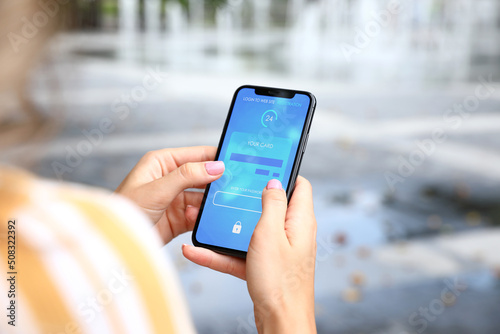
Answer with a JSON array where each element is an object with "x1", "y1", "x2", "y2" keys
[
  {"x1": 1, "y1": 166, "x2": 156, "y2": 243},
  {"x1": 0, "y1": 166, "x2": 133, "y2": 217},
  {"x1": 0, "y1": 166, "x2": 195, "y2": 334}
]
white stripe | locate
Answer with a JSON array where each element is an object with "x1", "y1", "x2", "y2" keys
[
  {"x1": 31, "y1": 182, "x2": 156, "y2": 334},
  {"x1": 16, "y1": 209, "x2": 115, "y2": 334},
  {"x1": 106, "y1": 195, "x2": 196, "y2": 334}
]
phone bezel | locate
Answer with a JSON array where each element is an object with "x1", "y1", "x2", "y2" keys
[{"x1": 192, "y1": 85, "x2": 316, "y2": 258}]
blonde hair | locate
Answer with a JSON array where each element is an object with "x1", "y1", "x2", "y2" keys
[{"x1": 0, "y1": 0, "x2": 62, "y2": 159}]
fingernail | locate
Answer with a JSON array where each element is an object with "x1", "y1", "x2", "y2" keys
[
  {"x1": 267, "y1": 179, "x2": 283, "y2": 190},
  {"x1": 186, "y1": 205, "x2": 194, "y2": 209},
  {"x1": 205, "y1": 161, "x2": 225, "y2": 175}
]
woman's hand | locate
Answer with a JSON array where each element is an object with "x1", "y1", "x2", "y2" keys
[
  {"x1": 182, "y1": 176, "x2": 317, "y2": 333},
  {"x1": 115, "y1": 146, "x2": 224, "y2": 245}
]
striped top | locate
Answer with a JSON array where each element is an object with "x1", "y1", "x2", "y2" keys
[{"x1": 0, "y1": 167, "x2": 195, "y2": 334}]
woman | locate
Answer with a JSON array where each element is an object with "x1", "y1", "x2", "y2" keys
[{"x1": 0, "y1": 1, "x2": 317, "y2": 333}]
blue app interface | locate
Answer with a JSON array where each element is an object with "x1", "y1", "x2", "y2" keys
[{"x1": 196, "y1": 88, "x2": 311, "y2": 252}]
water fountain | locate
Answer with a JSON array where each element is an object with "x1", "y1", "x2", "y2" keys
[
  {"x1": 189, "y1": 0, "x2": 205, "y2": 30},
  {"x1": 118, "y1": 0, "x2": 138, "y2": 33},
  {"x1": 287, "y1": 1, "x2": 322, "y2": 77},
  {"x1": 144, "y1": 0, "x2": 162, "y2": 34},
  {"x1": 118, "y1": 0, "x2": 138, "y2": 61},
  {"x1": 251, "y1": 0, "x2": 272, "y2": 31},
  {"x1": 216, "y1": 5, "x2": 235, "y2": 70},
  {"x1": 114, "y1": 0, "x2": 499, "y2": 82},
  {"x1": 287, "y1": 0, "x2": 307, "y2": 26}
]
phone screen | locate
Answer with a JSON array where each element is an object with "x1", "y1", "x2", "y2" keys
[{"x1": 194, "y1": 86, "x2": 314, "y2": 253}]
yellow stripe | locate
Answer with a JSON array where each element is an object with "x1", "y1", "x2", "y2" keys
[
  {"x1": 71, "y1": 197, "x2": 175, "y2": 334},
  {"x1": 35, "y1": 206, "x2": 128, "y2": 334},
  {"x1": 0, "y1": 235, "x2": 78, "y2": 333}
]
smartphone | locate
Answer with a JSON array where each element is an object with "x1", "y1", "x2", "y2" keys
[{"x1": 192, "y1": 85, "x2": 316, "y2": 258}]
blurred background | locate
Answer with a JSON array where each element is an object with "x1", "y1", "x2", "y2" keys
[{"x1": 7, "y1": 0, "x2": 500, "y2": 333}]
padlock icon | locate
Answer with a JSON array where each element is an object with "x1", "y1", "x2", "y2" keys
[{"x1": 232, "y1": 221, "x2": 242, "y2": 234}]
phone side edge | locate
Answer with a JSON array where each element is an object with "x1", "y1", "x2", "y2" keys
[{"x1": 285, "y1": 91, "x2": 316, "y2": 200}]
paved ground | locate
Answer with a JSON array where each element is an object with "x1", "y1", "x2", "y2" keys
[{"x1": 12, "y1": 32, "x2": 500, "y2": 333}]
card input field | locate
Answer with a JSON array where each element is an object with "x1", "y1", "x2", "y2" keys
[
  {"x1": 230, "y1": 153, "x2": 283, "y2": 168},
  {"x1": 213, "y1": 191, "x2": 262, "y2": 213}
]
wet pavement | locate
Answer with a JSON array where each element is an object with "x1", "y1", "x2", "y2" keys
[{"x1": 15, "y1": 31, "x2": 500, "y2": 333}]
